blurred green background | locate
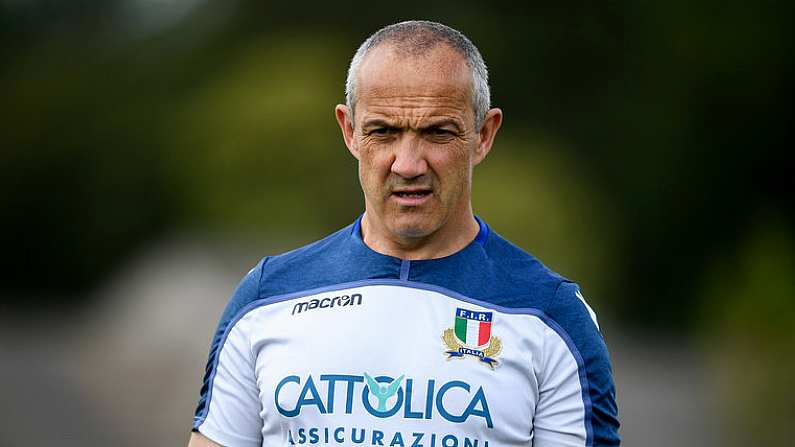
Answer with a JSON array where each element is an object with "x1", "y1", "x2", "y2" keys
[{"x1": 1, "y1": 1, "x2": 792, "y2": 445}]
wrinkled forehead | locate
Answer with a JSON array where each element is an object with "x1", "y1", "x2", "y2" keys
[{"x1": 356, "y1": 44, "x2": 474, "y2": 112}]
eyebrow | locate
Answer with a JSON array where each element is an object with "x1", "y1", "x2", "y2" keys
[
  {"x1": 361, "y1": 117, "x2": 463, "y2": 132},
  {"x1": 361, "y1": 118, "x2": 396, "y2": 129},
  {"x1": 419, "y1": 119, "x2": 463, "y2": 133}
]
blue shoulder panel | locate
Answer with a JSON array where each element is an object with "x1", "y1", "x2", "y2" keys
[
  {"x1": 548, "y1": 281, "x2": 620, "y2": 446},
  {"x1": 258, "y1": 223, "x2": 401, "y2": 299},
  {"x1": 193, "y1": 257, "x2": 266, "y2": 425}
]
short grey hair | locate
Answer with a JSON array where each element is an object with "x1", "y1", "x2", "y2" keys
[{"x1": 345, "y1": 20, "x2": 491, "y2": 128}]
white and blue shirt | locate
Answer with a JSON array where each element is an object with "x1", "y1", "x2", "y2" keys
[{"x1": 192, "y1": 217, "x2": 620, "y2": 446}]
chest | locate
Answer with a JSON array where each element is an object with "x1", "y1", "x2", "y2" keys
[{"x1": 246, "y1": 283, "x2": 546, "y2": 446}]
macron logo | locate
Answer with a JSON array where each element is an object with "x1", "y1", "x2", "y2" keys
[{"x1": 292, "y1": 293, "x2": 363, "y2": 315}]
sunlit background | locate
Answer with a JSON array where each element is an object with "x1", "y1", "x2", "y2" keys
[{"x1": 1, "y1": 1, "x2": 792, "y2": 446}]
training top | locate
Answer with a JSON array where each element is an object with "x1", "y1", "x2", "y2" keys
[{"x1": 192, "y1": 216, "x2": 620, "y2": 447}]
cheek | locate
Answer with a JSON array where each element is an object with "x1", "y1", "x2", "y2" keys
[
  {"x1": 357, "y1": 149, "x2": 390, "y2": 193},
  {"x1": 428, "y1": 149, "x2": 471, "y2": 188},
  {"x1": 362, "y1": 144, "x2": 393, "y2": 171}
]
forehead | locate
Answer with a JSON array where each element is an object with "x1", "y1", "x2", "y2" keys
[{"x1": 356, "y1": 44, "x2": 473, "y2": 119}]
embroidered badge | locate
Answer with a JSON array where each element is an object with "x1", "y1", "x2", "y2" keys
[{"x1": 443, "y1": 308, "x2": 502, "y2": 369}]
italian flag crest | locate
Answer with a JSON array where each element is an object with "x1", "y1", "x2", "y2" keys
[
  {"x1": 443, "y1": 307, "x2": 502, "y2": 369},
  {"x1": 454, "y1": 308, "x2": 492, "y2": 347}
]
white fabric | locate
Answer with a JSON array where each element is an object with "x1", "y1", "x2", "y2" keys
[
  {"x1": 198, "y1": 284, "x2": 589, "y2": 446},
  {"x1": 575, "y1": 290, "x2": 599, "y2": 330},
  {"x1": 465, "y1": 319, "x2": 481, "y2": 346}
]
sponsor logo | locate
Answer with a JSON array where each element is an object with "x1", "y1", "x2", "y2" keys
[
  {"x1": 292, "y1": 293, "x2": 362, "y2": 315},
  {"x1": 274, "y1": 373, "x2": 493, "y2": 429},
  {"x1": 287, "y1": 426, "x2": 490, "y2": 446},
  {"x1": 364, "y1": 372, "x2": 404, "y2": 411},
  {"x1": 442, "y1": 308, "x2": 502, "y2": 369}
]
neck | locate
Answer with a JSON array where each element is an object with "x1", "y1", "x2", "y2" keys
[{"x1": 360, "y1": 209, "x2": 481, "y2": 260}]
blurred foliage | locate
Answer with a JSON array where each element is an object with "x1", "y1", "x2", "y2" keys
[
  {"x1": 699, "y1": 214, "x2": 795, "y2": 446},
  {"x1": 1, "y1": 0, "x2": 792, "y2": 329},
  {"x1": 163, "y1": 35, "x2": 358, "y2": 237},
  {"x1": 473, "y1": 132, "x2": 618, "y2": 299}
]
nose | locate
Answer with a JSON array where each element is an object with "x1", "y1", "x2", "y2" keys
[{"x1": 390, "y1": 135, "x2": 428, "y2": 179}]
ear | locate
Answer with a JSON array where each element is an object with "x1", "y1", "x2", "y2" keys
[
  {"x1": 472, "y1": 108, "x2": 503, "y2": 166},
  {"x1": 335, "y1": 104, "x2": 359, "y2": 160}
]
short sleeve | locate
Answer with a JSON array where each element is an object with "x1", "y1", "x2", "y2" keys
[
  {"x1": 192, "y1": 259, "x2": 267, "y2": 446},
  {"x1": 533, "y1": 281, "x2": 620, "y2": 446}
]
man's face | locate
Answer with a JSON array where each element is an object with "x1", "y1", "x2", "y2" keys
[{"x1": 337, "y1": 44, "x2": 494, "y2": 241}]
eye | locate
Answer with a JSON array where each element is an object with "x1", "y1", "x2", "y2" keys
[
  {"x1": 367, "y1": 127, "x2": 397, "y2": 137},
  {"x1": 425, "y1": 127, "x2": 457, "y2": 139}
]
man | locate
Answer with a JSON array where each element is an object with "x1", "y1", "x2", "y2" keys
[{"x1": 189, "y1": 20, "x2": 619, "y2": 447}]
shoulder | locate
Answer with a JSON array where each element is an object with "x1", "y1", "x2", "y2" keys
[
  {"x1": 263, "y1": 223, "x2": 355, "y2": 278},
  {"x1": 222, "y1": 223, "x2": 358, "y2": 316},
  {"x1": 478, "y1": 230, "x2": 566, "y2": 309},
  {"x1": 483, "y1": 232, "x2": 619, "y2": 444},
  {"x1": 481, "y1": 228, "x2": 601, "y2": 334},
  {"x1": 478, "y1": 229, "x2": 606, "y2": 359}
]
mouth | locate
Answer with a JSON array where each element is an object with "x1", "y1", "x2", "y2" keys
[
  {"x1": 392, "y1": 189, "x2": 432, "y2": 198},
  {"x1": 390, "y1": 188, "x2": 433, "y2": 205}
]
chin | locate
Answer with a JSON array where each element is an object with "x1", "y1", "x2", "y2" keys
[{"x1": 389, "y1": 213, "x2": 440, "y2": 239}]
